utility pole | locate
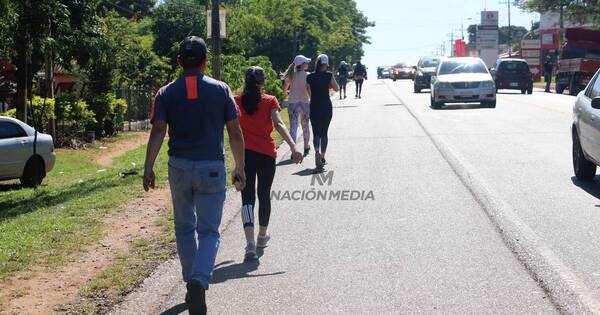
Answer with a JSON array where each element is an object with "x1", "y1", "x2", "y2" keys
[
  {"x1": 500, "y1": 0, "x2": 512, "y2": 57},
  {"x1": 45, "y1": 17, "x2": 55, "y2": 142},
  {"x1": 211, "y1": 0, "x2": 221, "y2": 80}
]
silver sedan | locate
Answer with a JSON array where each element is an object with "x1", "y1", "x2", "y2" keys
[
  {"x1": 0, "y1": 116, "x2": 56, "y2": 187},
  {"x1": 572, "y1": 69, "x2": 600, "y2": 181},
  {"x1": 430, "y1": 57, "x2": 497, "y2": 109}
]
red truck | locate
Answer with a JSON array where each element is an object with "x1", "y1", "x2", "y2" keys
[{"x1": 556, "y1": 28, "x2": 600, "y2": 96}]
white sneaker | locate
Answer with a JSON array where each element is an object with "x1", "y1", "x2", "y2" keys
[
  {"x1": 245, "y1": 242, "x2": 257, "y2": 260},
  {"x1": 257, "y1": 234, "x2": 271, "y2": 248}
]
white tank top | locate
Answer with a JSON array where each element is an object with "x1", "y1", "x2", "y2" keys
[{"x1": 287, "y1": 71, "x2": 310, "y2": 103}]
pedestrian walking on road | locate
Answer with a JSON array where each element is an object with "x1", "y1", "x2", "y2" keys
[
  {"x1": 307, "y1": 54, "x2": 339, "y2": 171},
  {"x1": 337, "y1": 61, "x2": 349, "y2": 99},
  {"x1": 353, "y1": 61, "x2": 367, "y2": 98},
  {"x1": 143, "y1": 36, "x2": 246, "y2": 315},
  {"x1": 543, "y1": 53, "x2": 554, "y2": 93},
  {"x1": 282, "y1": 55, "x2": 312, "y2": 156},
  {"x1": 236, "y1": 66, "x2": 303, "y2": 261}
]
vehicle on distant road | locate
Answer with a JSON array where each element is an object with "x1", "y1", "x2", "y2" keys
[
  {"x1": 572, "y1": 69, "x2": 600, "y2": 181},
  {"x1": 0, "y1": 116, "x2": 55, "y2": 187},
  {"x1": 430, "y1": 57, "x2": 496, "y2": 109},
  {"x1": 556, "y1": 28, "x2": 600, "y2": 96},
  {"x1": 413, "y1": 56, "x2": 441, "y2": 93},
  {"x1": 381, "y1": 68, "x2": 391, "y2": 79},
  {"x1": 491, "y1": 58, "x2": 533, "y2": 94},
  {"x1": 392, "y1": 63, "x2": 414, "y2": 81}
]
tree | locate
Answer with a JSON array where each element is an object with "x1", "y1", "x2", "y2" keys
[
  {"x1": 499, "y1": 25, "x2": 529, "y2": 45},
  {"x1": 99, "y1": 0, "x2": 157, "y2": 18},
  {"x1": 151, "y1": 0, "x2": 206, "y2": 72}
]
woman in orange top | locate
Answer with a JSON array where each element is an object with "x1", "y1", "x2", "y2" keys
[{"x1": 235, "y1": 66, "x2": 303, "y2": 260}]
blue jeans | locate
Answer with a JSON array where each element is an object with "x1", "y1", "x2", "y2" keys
[{"x1": 168, "y1": 157, "x2": 226, "y2": 289}]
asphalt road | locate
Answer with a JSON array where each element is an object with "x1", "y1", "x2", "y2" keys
[{"x1": 141, "y1": 78, "x2": 600, "y2": 314}]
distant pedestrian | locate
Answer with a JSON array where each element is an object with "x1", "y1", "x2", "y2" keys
[
  {"x1": 337, "y1": 61, "x2": 349, "y2": 99},
  {"x1": 236, "y1": 66, "x2": 303, "y2": 260},
  {"x1": 143, "y1": 36, "x2": 246, "y2": 315},
  {"x1": 543, "y1": 53, "x2": 554, "y2": 93},
  {"x1": 353, "y1": 61, "x2": 367, "y2": 98},
  {"x1": 282, "y1": 55, "x2": 312, "y2": 156},
  {"x1": 307, "y1": 54, "x2": 339, "y2": 171}
]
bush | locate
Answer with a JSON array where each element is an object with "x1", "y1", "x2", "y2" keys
[
  {"x1": 55, "y1": 93, "x2": 96, "y2": 131},
  {"x1": 215, "y1": 54, "x2": 283, "y2": 100},
  {"x1": 89, "y1": 93, "x2": 128, "y2": 137},
  {"x1": 27, "y1": 96, "x2": 55, "y2": 132},
  {"x1": 1, "y1": 108, "x2": 16, "y2": 118}
]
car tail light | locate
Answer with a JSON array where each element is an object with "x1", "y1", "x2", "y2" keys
[{"x1": 528, "y1": 72, "x2": 532, "y2": 78}]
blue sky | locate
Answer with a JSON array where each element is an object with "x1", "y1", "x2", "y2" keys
[{"x1": 355, "y1": 0, "x2": 540, "y2": 74}]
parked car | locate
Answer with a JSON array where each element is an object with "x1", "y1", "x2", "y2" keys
[
  {"x1": 572, "y1": 68, "x2": 600, "y2": 181},
  {"x1": 430, "y1": 57, "x2": 496, "y2": 109},
  {"x1": 392, "y1": 63, "x2": 414, "y2": 81},
  {"x1": 0, "y1": 116, "x2": 55, "y2": 187},
  {"x1": 413, "y1": 56, "x2": 441, "y2": 93},
  {"x1": 491, "y1": 58, "x2": 533, "y2": 94}
]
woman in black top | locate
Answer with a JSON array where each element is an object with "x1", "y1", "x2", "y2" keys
[
  {"x1": 307, "y1": 54, "x2": 339, "y2": 170},
  {"x1": 353, "y1": 61, "x2": 367, "y2": 98}
]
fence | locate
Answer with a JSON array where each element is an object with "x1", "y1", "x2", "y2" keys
[{"x1": 122, "y1": 119, "x2": 151, "y2": 132}]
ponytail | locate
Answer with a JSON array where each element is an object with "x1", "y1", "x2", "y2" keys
[{"x1": 241, "y1": 66, "x2": 265, "y2": 115}]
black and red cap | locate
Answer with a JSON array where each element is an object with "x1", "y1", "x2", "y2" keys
[{"x1": 179, "y1": 36, "x2": 208, "y2": 63}]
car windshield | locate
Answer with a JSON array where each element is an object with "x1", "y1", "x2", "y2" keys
[
  {"x1": 439, "y1": 60, "x2": 488, "y2": 75},
  {"x1": 395, "y1": 63, "x2": 407, "y2": 68},
  {"x1": 499, "y1": 61, "x2": 529, "y2": 73},
  {"x1": 421, "y1": 58, "x2": 440, "y2": 68}
]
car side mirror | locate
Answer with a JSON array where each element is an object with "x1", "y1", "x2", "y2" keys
[{"x1": 592, "y1": 97, "x2": 600, "y2": 109}]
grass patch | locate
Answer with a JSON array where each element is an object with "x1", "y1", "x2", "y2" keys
[
  {"x1": 0, "y1": 133, "x2": 169, "y2": 281},
  {"x1": 64, "y1": 213, "x2": 175, "y2": 314}
]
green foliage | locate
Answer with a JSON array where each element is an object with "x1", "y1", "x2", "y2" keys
[
  {"x1": 499, "y1": 25, "x2": 529, "y2": 45},
  {"x1": 1, "y1": 108, "x2": 16, "y2": 118},
  {"x1": 223, "y1": 0, "x2": 373, "y2": 71},
  {"x1": 217, "y1": 55, "x2": 283, "y2": 99},
  {"x1": 55, "y1": 93, "x2": 96, "y2": 131},
  {"x1": 151, "y1": 0, "x2": 206, "y2": 71},
  {"x1": 517, "y1": 0, "x2": 600, "y2": 27},
  {"x1": 89, "y1": 93, "x2": 128, "y2": 137},
  {"x1": 99, "y1": 0, "x2": 156, "y2": 18},
  {"x1": 28, "y1": 96, "x2": 55, "y2": 132}
]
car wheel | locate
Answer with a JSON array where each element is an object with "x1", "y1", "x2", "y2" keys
[
  {"x1": 573, "y1": 129, "x2": 597, "y2": 181},
  {"x1": 527, "y1": 87, "x2": 533, "y2": 94},
  {"x1": 414, "y1": 83, "x2": 421, "y2": 93},
  {"x1": 556, "y1": 84, "x2": 565, "y2": 94},
  {"x1": 521, "y1": 89, "x2": 526, "y2": 94},
  {"x1": 20, "y1": 156, "x2": 46, "y2": 188},
  {"x1": 430, "y1": 97, "x2": 442, "y2": 109}
]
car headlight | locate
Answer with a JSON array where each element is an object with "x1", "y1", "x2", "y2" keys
[
  {"x1": 437, "y1": 82, "x2": 451, "y2": 89},
  {"x1": 482, "y1": 80, "x2": 495, "y2": 88}
]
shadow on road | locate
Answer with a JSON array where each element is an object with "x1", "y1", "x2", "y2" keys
[
  {"x1": 292, "y1": 168, "x2": 321, "y2": 176},
  {"x1": 433, "y1": 104, "x2": 491, "y2": 110},
  {"x1": 210, "y1": 249, "x2": 286, "y2": 285},
  {"x1": 571, "y1": 177, "x2": 600, "y2": 203},
  {"x1": 160, "y1": 303, "x2": 188, "y2": 315},
  {"x1": 276, "y1": 159, "x2": 294, "y2": 167}
]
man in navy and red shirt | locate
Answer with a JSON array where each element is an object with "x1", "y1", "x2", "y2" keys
[{"x1": 143, "y1": 36, "x2": 245, "y2": 315}]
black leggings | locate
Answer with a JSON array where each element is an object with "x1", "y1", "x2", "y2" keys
[
  {"x1": 241, "y1": 149, "x2": 276, "y2": 227},
  {"x1": 355, "y1": 79, "x2": 364, "y2": 96}
]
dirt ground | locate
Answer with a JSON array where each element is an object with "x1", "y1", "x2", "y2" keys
[{"x1": 0, "y1": 131, "x2": 172, "y2": 315}]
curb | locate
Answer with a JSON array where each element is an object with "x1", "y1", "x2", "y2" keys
[
  {"x1": 109, "y1": 144, "x2": 293, "y2": 315},
  {"x1": 384, "y1": 80, "x2": 600, "y2": 314}
]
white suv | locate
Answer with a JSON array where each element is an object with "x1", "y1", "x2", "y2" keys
[
  {"x1": 572, "y1": 69, "x2": 600, "y2": 181},
  {"x1": 0, "y1": 116, "x2": 56, "y2": 187}
]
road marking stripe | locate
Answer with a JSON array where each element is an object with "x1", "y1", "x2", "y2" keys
[{"x1": 385, "y1": 80, "x2": 600, "y2": 314}]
